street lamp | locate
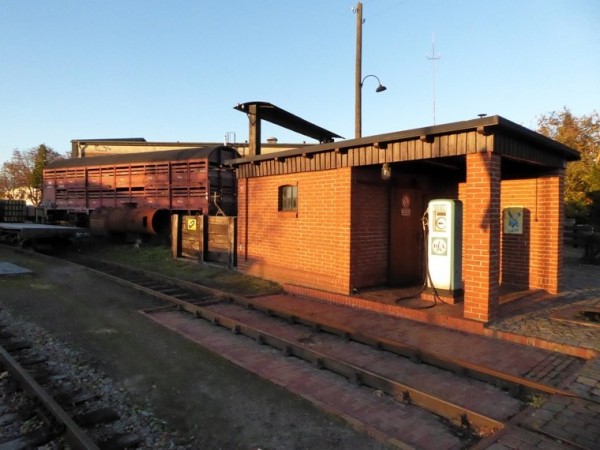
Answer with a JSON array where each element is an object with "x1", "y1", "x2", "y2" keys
[
  {"x1": 354, "y1": 2, "x2": 387, "y2": 138},
  {"x1": 362, "y1": 74, "x2": 387, "y2": 93},
  {"x1": 355, "y1": 74, "x2": 387, "y2": 139}
]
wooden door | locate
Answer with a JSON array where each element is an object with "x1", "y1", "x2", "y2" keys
[{"x1": 389, "y1": 188, "x2": 424, "y2": 286}]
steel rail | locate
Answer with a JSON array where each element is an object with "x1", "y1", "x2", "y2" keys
[
  {"x1": 67, "y1": 254, "x2": 581, "y2": 401},
  {"x1": 64, "y1": 256, "x2": 503, "y2": 434},
  {"x1": 238, "y1": 302, "x2": 581, "y2": 399},
  {"x1": 171, "y1": 297, "x2": 504, "y2": 434},
  {"x1": 0, "y1": 345, "x2": 100, "y2": 450}
]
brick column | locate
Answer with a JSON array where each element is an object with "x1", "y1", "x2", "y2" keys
[
  {"x1": 533, "y1": 172, "x2": 565, "y2": 293},
  {"x1": 463, "y1": 152, "x2": 501, "y2": 322}
]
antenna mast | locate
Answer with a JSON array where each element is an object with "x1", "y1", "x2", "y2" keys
[{"x1": 427, "y1": 32, "x2": 441, "y2": 124}]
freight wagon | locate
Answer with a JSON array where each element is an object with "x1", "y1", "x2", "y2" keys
[{"x1": 42, "y1": 146, "x2": 238, "y2": 225}]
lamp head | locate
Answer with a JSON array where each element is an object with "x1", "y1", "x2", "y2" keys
[{"x1": 381, "y1": 163, "x2": 392, "y2": 180}]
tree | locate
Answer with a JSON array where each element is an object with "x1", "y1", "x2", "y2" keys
[
  {"x1": 537, "y1": 109, "x2": 600, "y2": 224},
  {"x1": 0, "y1": 144, "x2": 64, "y2": 205}
]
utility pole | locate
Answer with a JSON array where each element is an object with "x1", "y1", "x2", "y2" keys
[
  {"x1": 427, "y1": 32, "x2": 441, "y2": 125},
  {"x1": 354, "y1": 2, "x2": 363, "y2": 138}
]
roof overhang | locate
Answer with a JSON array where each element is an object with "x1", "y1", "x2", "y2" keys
[{"x1": 226, "y1": 115, "x2": 580, "y2": 178}]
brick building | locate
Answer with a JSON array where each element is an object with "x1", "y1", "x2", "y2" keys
[{"x1": 228, "y1": 115, "x2": 579, "y2": 324}]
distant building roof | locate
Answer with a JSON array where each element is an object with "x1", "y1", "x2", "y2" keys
[
  {"x1": 47, "y1": 146, "x2": 237, "y2": 169},
  {"x1": 71, "y1": 137, "x2": 147, "y2": 143}
]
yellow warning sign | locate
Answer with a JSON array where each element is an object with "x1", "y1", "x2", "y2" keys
[{"x1": 187, "y1": 217, "x2": 197, "y2": 231}]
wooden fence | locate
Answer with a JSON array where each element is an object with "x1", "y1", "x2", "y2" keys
[
  {"x1": 563, "y1": 219, "x2": 594, "y2": 248},
  {"x1": 171, "y1": 215, "x2": 236, "y2": 267}
]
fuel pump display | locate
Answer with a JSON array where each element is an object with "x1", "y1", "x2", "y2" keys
[{"x1": 427, "y1": 199, "x2": 463, "y2": 294}]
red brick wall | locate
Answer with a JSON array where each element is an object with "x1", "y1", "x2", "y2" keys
[
  {"x1": 498, "y1": 174, "x2": 564, "y2": 293},
  {"x1": 460, "y1": 168, "x2": 565, "y2": 319},
  {"x1": 530, "y1": 173, "x2": 564, "y2": 293},
  {"x1": 236, "y1": 156, "x2": 565, "y2": 314},
  {"x1": 501, "y1": 179, "x2": 535, "y2": 289},
  {"x1": 350, "y1": 168, "x2": 390, "y2": 290},
  {"x1": 463, "y1": 153, "x2": 501, "y2": 322},
  {"x1": 237, "y1": 169, "x2": 352, "y2": 293}
]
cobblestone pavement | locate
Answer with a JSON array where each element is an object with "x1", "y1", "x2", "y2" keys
[
  {"x1": 490, "y1": 248, "x2": 600, "y2": 353},
  {"x1": 482, "y1": 248, "x2": 600, "y2": 449},
  {"x1": 485, "y1": 357, "x2": 600, "y2": 449}
]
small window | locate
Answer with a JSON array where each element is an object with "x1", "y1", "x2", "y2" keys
[{"x1": 278, "y1": 184, "x2": 298, "y2": 211}]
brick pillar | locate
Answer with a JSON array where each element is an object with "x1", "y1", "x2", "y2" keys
[
  {"x1": 534, "y1": 172, "x2": 565, "y2": 293},
  {"x1": 463, "y1": 152, "x2": 501, "y2": 322}
]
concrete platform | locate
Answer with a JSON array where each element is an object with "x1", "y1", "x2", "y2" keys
[
  {"x1": 0, "y1": 261, "x2": 32, "y2": 275},
  {"x1": 0, "y1": 222, "x2": 87, "y2": 239}
]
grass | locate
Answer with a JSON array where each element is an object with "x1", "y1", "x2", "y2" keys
[
  {"x1": 526, "y1": 394, "x2": 546, "y2": 408},
  {"x1": 75, "y1": 238, "x2": 282, "y2": 297}
]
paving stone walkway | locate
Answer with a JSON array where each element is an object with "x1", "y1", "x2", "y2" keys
[{"x1": 480, "y1": 248, "x2": 600, "y2": 449}]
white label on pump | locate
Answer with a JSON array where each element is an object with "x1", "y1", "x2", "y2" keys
[
  {"x1": 435, "y1": 215, "x2": 447, "y2": 231},
  {"x1": 431, "y1": 237, "x2": 448, "y2": 256}
]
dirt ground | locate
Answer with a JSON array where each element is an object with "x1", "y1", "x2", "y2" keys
[{"x1": 0, "y1": 246, "x2": 391, "y2": 449}]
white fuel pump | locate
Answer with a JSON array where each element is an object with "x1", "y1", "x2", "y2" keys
[{"x1": 427, "y1": 199, "x2": 463, "y2": 294}]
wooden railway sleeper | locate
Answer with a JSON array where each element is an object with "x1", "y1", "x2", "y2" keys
[{"x1": 0, "y1": 346, "x2": 100, "y2": 449}]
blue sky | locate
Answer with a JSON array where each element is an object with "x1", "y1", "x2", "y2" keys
[{"x1": 1, "y1": 0, "x2": 598, "y2": 163}]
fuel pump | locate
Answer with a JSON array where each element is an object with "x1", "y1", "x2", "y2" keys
[{"x1": 426, "y1": 199, "x2": 463, "y2": 295}]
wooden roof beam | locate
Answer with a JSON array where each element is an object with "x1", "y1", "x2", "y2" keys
[{"x1": 477, "y1": 126, "x2": 491, "y2": 136}]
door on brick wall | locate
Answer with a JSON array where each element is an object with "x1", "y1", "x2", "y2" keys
[{"x1": 389, "y1": 188, "x2": 424, "y2": 286}]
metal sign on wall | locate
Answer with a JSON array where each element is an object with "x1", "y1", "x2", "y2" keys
[{"x1": 503, "y1": 207, "x2": 523, "y2": 234}]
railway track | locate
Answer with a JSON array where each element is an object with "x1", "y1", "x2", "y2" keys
[
  {"x1": 0, "y1": 320, "x2": 141, "y2": 449},
  {"x1": 60, "y1": 252, "x2": 593, "y2": 448}
]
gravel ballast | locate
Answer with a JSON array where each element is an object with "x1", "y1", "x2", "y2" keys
[{"x1": 0, "y1": 246, "x2": 390, "y2": 449}]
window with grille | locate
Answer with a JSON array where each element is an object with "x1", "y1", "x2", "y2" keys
[{"x1": 278, "y1": 185, "x2": 297, "y2": 212}]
